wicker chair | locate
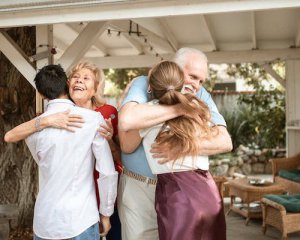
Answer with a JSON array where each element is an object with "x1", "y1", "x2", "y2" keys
[
  {"x1": 261, "y1": 197, "x2": 300, "y2": 240},
  {"x1": 270, "y1": 153, "x2": 300, "y2": 194}
]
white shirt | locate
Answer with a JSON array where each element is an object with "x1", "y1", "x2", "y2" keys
[
  {"x1": 139, "y1": 101, "x2": 209, "y2": 174},
  {"x1": 25, "y1": 99, "x2": 118, "y2": 239}
]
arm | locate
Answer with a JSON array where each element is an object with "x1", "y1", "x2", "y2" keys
[
  {"x1": 118, "y1": 76, "x2": 184, "y2": 131},
  {"x1": 92, "y1": 130, "x2": 118, "y2": 218},
  {"x1": 119, "y1": 128, "x2": 142, "y2": 153},
  {"x1": 100, "y1": 215, "x2": 111, "y2": 237},
  {"x1": 119, "y1": 101, "x2": 183, "y2": 131},
  {"x1": 4, "y1": 110, "x2": 84, "y2": 143}
]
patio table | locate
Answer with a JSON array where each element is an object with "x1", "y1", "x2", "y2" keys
[{"x1": 226, "y1": 178, "x2": 285, "y2": 225}]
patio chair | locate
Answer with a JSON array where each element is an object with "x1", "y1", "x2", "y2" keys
[
  {"x1": 270, "y1": 153, "x2": 300, "y2": 194},
  {"x1": 261, "y1": 194, "x2": 300, "y2": 240}
]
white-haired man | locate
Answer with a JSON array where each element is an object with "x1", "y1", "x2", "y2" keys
[{"x1": 118, "y1": 48, "x2": 232, "y2": 240}]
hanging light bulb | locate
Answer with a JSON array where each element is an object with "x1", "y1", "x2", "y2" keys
[{"x1": 107, "y1": 29, "x2": 111, "y2": 37}]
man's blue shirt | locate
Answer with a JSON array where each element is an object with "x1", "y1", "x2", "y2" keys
[{"x1": 121, "y1": 76, "x2": 226, "y2": 179}]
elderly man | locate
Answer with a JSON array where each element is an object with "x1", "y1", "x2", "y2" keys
[{"x1": 118, "y1": 48, "x2": 232, "y2": 240}]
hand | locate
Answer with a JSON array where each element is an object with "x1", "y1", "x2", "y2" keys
[
  {"x1": 150, "y1": 142, "x2": 176, "y2": 164},
  {"x1": 45, "y1": 109, "x2": 84, "y2": 132},
  {"x1": 99, "y1": 215, "x2": 111, "y2": 237},
  {"x1": 98, "y1": 118, "x2": 113, "y2": 141}
]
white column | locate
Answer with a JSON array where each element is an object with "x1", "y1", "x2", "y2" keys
[
  {"x1": 286, "y1": 59, "x2": 300, "y2": 156},
  {"x1": 35, "y1": 25, "x2": 53, "y2": 115}
]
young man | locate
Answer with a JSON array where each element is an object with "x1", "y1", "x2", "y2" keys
[
  {"x1": 118, "y1": 48, "x2": 232, "y2": 240},
  {"x1": 5, "y1": 65, "x2": 118, "y2": 240}
]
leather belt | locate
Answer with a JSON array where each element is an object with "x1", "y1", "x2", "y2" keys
[{"x1": 123, "y1": 168, "x2": 157, "y2": 185}]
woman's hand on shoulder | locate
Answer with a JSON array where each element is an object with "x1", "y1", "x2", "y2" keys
[
  {"x1": 45, "y1": 109, "x2": 84, "y2": 132},
  {"x1": 98, "y1": 118, "x2": 114, "y2": 140}
]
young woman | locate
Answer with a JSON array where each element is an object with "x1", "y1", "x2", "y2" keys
[{"x1": 124, "y1": 61, "x2": 226, "y2": 240}]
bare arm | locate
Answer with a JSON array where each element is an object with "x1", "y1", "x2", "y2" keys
[
  {"x1": 152, "y1": 125, "x2": 233, "y2": 164},
  {"x1": 118, "y1": 101, "x2": 184, "y2": 131},
  {"x1": 4, "y1": 110, "x2": 84, "y2": 143},
  {"x1": 119, "y1": 128, "x2": 142, "y2": 153},
  {"x1": 196, "y1": 125, "x2": 232, "y2": 155}
]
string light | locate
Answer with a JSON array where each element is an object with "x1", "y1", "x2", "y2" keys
[{"x1": 106, "y1": 20, "x2": 164, "y2": 61}]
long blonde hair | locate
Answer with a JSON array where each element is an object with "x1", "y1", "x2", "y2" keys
[
  {"x1": 68, "y1": 61, "x2": 106, "y2": 107},
  {"x1": 149, "y1": 61, "x2": 212, "y2": 160}
]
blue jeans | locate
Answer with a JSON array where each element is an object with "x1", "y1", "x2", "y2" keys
[{"x1": 34, "y1": 222, "x2": 100, "y2": 240}]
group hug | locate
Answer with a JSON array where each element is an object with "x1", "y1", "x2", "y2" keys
[{"x1": 4, "y1": 47, "x2": 232, "y2": 240}]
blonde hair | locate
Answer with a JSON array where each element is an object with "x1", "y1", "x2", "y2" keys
[
  {"x1": 148, "y1": 61, "x2": 212, "y2": 161},
  {"x1": 68, "y1": 61, "x2": 105, "y2": 107}
]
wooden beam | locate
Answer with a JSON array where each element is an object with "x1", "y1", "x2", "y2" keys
[
  {"x1": 57, "y1": 21, "x2": 108, "y2": 72},
  {"x1": 109, "y1": 20, "x2": 174, "y2": 52},
  {"x1": 199, "y1": 15, "x2": 217, "y2": 51},
  {"x1": 132, "y1": 18, "x2": 178, "y2": 51},
  {"x1": 250, "y1": 11, "x2": 257, "y2": 49},
  {"x1": 67, "y1": 23, "x2": 108, "y2": 56},
  {"x1": 1, "y1": 0, "x2": 300, "y2": 28},
  {"x1": 0, "y1": 31, "x2": 36, "y2": 87},
  {"x1": 260, "y1": 63, "x2": 286, "y2": 87},
  {"x1": 84, "y1": 48, "x2": 300, "y2": 69},
  {"x1": 158, "y1": 18, "x2": 179, "y2": 51},
  {"x1": 107, "y1": 22, "x2": 144, "y2": 54}
]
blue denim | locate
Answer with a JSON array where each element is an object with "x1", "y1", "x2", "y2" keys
[{"x1": 33, "y1": 222, "x2": 100, "y2": 240}]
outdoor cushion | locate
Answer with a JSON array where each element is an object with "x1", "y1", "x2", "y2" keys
[
  {"x1": 278, "y1": 169, "x2": 300, "y2": 183},
  {"x1": 264, "y1": 194, "x2": 300, "y2": 213}
]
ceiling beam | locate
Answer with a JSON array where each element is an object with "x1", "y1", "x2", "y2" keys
[
  {"x1": 2, "y1": 0, "x2": 299, "y2": 28},
  {"x1": 260, "y1": 63, "x2": 286, "y2": 87},
  {"x1": 108, "y1": 22, "x2": 144, "y2": 54},
  {"x1": 57, "y1": 21, "x2": 108, "y2": 72},
  {"x1": 199, "y1": 15, "x2": 217, "y2": 51},
  {"x1": 158, "y1": 18, "x2": 179, "y2": 52},
  {"x1": 67, "y1": 23, "x2": 108, "y2": 56},
  {"x1": 250, "y1": 11, "x2": 257, "y2": 49},
  {"x1": 132, "y1": 18, "x2": 178, "y2": 52},
  {"x1": 109, "y1": 20, "x2": 174, "y2": 52},
  {"x1": 84, "y1": 48, "x2": 300, "y2": 69},
  {"x1": 0, "y1": 31, "x2": 36, "y2": 87}
]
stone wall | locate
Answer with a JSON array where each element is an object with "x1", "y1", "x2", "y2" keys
[{"x1": 210, "y1": 145, "x2": 286, "y2": 176}]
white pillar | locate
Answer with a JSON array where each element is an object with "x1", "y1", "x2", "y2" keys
[
  {"x1": 35, "y1": 25, "x2": 53, "y2": 115},
  {"x1": 286, "y1": 59, "x2": 300, "y2": 156}
]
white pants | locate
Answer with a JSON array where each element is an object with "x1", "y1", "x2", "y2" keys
[{"x1": 117, "y1": 173, "x2": 158, "y2": 240}]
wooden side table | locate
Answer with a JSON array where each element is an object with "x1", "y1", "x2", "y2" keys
[{"x1": 226, "y1": 178, "x2": 285, "y2": 225}]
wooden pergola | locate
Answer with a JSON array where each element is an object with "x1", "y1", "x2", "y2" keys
[{"x1": 0, "y1": 0, "x2": 299, "y2": 155}]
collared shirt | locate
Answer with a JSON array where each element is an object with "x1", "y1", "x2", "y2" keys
[
  {"x1": 120, "y1": 76, "x2": 226, "y2": 179},
  {"x1": 26, "y1": 99, "x2": 118, "y2": 239}
]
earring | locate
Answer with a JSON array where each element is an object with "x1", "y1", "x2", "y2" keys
[{"x1": 147, "y1": 88, "x2": 152, "y2": 94}]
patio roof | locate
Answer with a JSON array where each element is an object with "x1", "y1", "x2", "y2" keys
[{"x1": 0, "y1": 0, "x2": 300, "y2": 70}]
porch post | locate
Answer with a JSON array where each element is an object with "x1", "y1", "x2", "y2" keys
[
  {"x1": 286, "y1": 59, "x2": 300, "y2": 156},
  {"x1": 35, "y1": 25, "x2": 53, "y2": 115}
]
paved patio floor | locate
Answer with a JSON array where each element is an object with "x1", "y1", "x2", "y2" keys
[{"x1": 225, "y1": 199, "x2": 300, "y2": 240}]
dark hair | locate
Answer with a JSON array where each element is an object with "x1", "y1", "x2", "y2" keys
[{"x1": 34, "y1": 64, "x2": 68, "y2": 100}]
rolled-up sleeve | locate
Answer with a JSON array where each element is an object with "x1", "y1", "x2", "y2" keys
[{"x1": 92, "y1": 133, "x2": 118, "y2": 217}]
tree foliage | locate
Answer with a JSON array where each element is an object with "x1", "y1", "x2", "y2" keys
[
  {"x1": 225, "y1": 63, "x2": 286, "y2": 149},
  {"x1": 104, "y1": 68, "x2": 149, "y2": 97}
]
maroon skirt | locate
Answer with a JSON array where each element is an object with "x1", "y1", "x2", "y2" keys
[{"x1": 155, "y1": 170, "x2": 226, "y2": 240}]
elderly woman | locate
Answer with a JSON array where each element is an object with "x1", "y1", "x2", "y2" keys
[{"x1": 5, "y1": 62, "x2": 121, "y2": 239}]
